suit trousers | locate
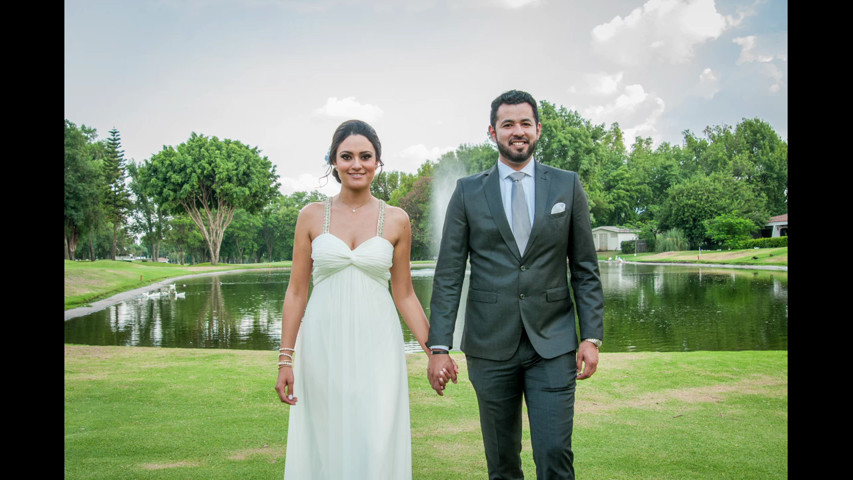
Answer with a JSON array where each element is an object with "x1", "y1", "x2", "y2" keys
[{"x1": 467, "y1": 330, "x2": 577, "y2": 480}]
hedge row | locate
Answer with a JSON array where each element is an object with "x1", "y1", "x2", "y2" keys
[
  {"x1": 619, "y1": 235, "x2": 787, "y2": 253},
  {"x1": 725, "y1": 235, "x2": 788, "y2": 249}
]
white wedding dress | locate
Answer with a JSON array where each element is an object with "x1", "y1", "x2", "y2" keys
[{"x1": 284, "y1": 198, "x2": 412, "y2": 479}]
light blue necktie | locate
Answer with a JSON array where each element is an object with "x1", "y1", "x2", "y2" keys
[{"x1": 510, "y1": 171, "x2": 531, "y2": 254}]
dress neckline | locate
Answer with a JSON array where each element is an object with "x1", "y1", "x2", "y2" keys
[{"x1": 322, "y1": 196, "x2": 386, "y2": 249}]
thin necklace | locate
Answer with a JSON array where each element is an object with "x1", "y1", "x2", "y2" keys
[{"x1": 337, "y1": 196, "x2": 372, "y2": 213}]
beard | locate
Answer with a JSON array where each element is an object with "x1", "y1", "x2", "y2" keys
[{"x1": 496, "y1": 136, "x2": 539, "y2": 165}]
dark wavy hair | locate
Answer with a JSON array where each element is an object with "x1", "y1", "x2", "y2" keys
[
  {"x1": 325, "y1": 119, "x2": 383, "y2": 184},
  {"x1": 489, "y1": 90, "x2": 539, "y2": 129}
]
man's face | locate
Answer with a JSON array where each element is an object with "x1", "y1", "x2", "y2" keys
[{"x1": 489, "y1": 102, "x2": 541, "y2": 167}]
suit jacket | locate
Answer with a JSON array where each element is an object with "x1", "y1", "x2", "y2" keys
[{"x1": 427, "y1": 161, "x2": 604, "y2": 361}]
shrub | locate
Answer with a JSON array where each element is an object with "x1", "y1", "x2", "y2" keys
[
  {"x1": 728, "y1": 236, "x2": 787, "y2": 249},
  {"x1": 655, "y1": 228, "x2": 690, "y2": 252}
]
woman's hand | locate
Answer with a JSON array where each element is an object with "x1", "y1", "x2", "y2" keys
[{"x1": 275, "y1": 367, "x2": 298, "y2": 405}]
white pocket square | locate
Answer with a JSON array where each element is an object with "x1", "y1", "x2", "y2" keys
[{"x1": 550, "y1": 202, "x2": 566, "y2": 214}]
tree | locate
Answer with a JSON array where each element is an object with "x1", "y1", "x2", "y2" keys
[
  {"x1": 657, "y1": 172, "x2": 767, "y2": 249},
  {"x1": 127, "y1": 160, "x2": 168, "y2": 261},
  {"x1": 535, "y1": 101, "x2": 600, "y2": 175},
  {"x1": 223, "y1": 209, "x2": 261, "y2": 263},
  {"x1": 147, "y1": 133, "x2": 280, "y2": 265},
  {"x1": 371, "y1": 170, "x2": 403, "y2": 202},
  {"x1": 625, "y1": 139, "x2": 684, "y2": 222},
  {"x1": 703, "y1": 213, "x2": 759, "y2": 248},
  {"x1": 101, "y1": 128, "x2": 132, "y2": 260},
  {"x1": 397, "y1": 175, "x2": 434, "y2": 259},
  {"x1": 270, "y1": 191, "x2": 325, "y2": 261},
  {"x1": 534, "y1": 101, "x2": 623, "y2": 225},
  {"x1": 731, "y1": 119, "x2": 788, "y2": 215},
  {"x1": 163, "y1": 214, "x2": 202, "y2": 264},
  {"x1": 64, "y1": 120, "x2": 102, "y2": 260},
  {"x1": 683, "y1": 119, "x2": 787, "y2": 215}
]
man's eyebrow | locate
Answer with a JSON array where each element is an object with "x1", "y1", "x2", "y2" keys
[{"x1": 500, "y1": 118, "x2": 533, "y2": 124}]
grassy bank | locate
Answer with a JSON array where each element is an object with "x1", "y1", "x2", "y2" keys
[
  {"x1": 64, "y1": 260, "x2": 292, "y2": 310},
  {"x1": 65, "y1": 248, "x2": 785, "y2": 311},
  {"x1": 64, "y1": 346, "x2": 787, "y2": 480},
  {"x1": 599, "y1": 246, "x2": 788, "y2": 268}
]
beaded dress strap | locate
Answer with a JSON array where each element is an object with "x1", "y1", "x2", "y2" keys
[
  {"x1": 323, "y1": 197, "x2": 331, "y2": 234},
  {"x1": 376, "y1": 200, "x2": 386, "y2": 237}
]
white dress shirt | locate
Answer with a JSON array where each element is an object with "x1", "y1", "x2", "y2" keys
[{"x1": 497, "y1": 158, "x2": 535, "y2": 233}]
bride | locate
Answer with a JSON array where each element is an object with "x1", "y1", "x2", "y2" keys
[{"x1": 274, "y1": 119, "x2": 458, "y2": 479}]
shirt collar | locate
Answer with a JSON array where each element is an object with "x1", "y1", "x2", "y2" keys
[{"x1": 497, "y1": 158, "x2": 535, "y2": 180}]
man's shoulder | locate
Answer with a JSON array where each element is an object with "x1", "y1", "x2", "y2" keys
[
  {"x1": 457, "y1": 165, "x2": 496, "y2": 185},
  {"x1": 536, "y1": 162, "x2": 577, "y2": 179},
  {"x1": 537, "y1": 164, "x2": 583, "y2": 192}
]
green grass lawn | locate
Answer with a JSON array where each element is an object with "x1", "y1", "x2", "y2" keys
[
  {"x1": 599, "y1": 247, "x2": 787, "y2": 267},
  {"x1": 64, "y1": 346, "x2": 787, "y2": 480},
  {"x1": 64, "y1": 260, "x2": 292, "y2": 310}
]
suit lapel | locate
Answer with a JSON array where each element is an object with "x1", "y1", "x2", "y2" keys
[
  {"x1": 525, "y1": 162, "x2": 550, "y2": 256},
  {"x1": 483, "y1": 165, "x2": 523, "y2": 260}
]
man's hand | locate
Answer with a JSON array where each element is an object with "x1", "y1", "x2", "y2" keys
[
  {"x1": 576, "y1": 341, "x2": 599, "y2": 380},
  {"x1": 427, "y1": 352, "x2": 459, "y2": 395}
]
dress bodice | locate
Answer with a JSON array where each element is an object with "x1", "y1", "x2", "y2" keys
[{"x1": 310, "y1": 197, "x2": 393, "y2": 287}]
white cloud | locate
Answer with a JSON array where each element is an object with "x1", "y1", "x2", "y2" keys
[
  {"x1": 501, "y1": 0, "x2": 541, "y2": 8},
  {"x1": 733, "y1": 35, "x2": 781, "y2": 64},
  {"x1": 696, "y1": 67, "x2": 720, "y2": 100},
  {"x1": 463, "y1": 0, "x2": 540, "y2": 8},
  {"x1": 393, "y1": 144, "x2": 456, "y2": 173},
  {"x1": 568, "y1": 72, "x2": 624, "y2": 96},
  {"x1": 733, "y1": 33, "x2": 787, "y2": 93},
  {"x1": 280, "y1": 172, "x2": 340, "y2": 196},
  {"x1": 591, "y1": 0, "x2": 730, "y2": 66},
  {"x1": 314, "y1": 97, "x2": 384, "y2": 122},
  {"x1": 580, "y1": 83, "x2": 666, "y2": 143}
]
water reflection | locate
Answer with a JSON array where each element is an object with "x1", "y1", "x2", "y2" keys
[{"x1": 65, "y1": 263, "x2": 787, "y2": 353}]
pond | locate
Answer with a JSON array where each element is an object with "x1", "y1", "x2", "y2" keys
[{"x1": 64, "y1": 262, "x2": 787, "y2": 353}]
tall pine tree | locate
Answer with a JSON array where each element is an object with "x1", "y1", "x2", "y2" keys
[{"x1": 101, "y1": 128, "x2": 132, "y2": 260}]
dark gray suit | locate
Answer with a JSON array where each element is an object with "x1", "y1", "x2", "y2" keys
[{"x1": 428, "y1": 161, "x2": 604, "y2": 479}]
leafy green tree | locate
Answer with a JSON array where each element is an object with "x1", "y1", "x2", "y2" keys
[
  {"x1": 257, "y1": 198, "x2": 286, "y2": 262},
  {"x1": 163, "y1": 214, "x2": 203, "y2": 264},
  {"x1": 626, "y1": 139, "x2": 684, "y2": 222},
  {"x1": 100, "y1": 128, "x2": 133, "y2": 260},
  {"x1": 65, "y1": 120, "x2": 103, "y2": 260},
  {"x1": 127, "y1": 160, "x2": 168, "y2": 261},
  {"x1": 534, "y1": 101, "x2": 626, "y2": 226},
  {"x1": 147, "y1": 133, "x2": 280, "y2": 265},
  {"x1": 389, "y1": 162, "x2": 433, "y2": 207},
  {"x1": 731, "y1": 119, "x2": 788, "y2": 215},
  {"x1": 371, "y1": 170, "x2": 403, "y2": 202},
  {"x1": 595, "y1": 164, "x2": 646, "y2": 226},
  {"x1": 535, "y1": 101, "x2": 602, "y2": 176},
  {"x1": 397, "y1": 175, "x2": 434, "y2": 259},
  {"x1": 223, "y1": 209, "x2": 261, "y2": 263},
  {"x1": 703, "y1": 213, "x2": 759, "y2": 248},
  {"x1": 452, "y1": 142, "x2": 498, "y2": 175},
  {"x1": 682, "y1": 119, "x2": 787, "y2": 215},
  {"x1": 657, "y1": 172, "x2": 768, "y2": 249}
]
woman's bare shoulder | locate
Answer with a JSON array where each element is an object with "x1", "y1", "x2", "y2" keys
[
  {"x1": 383, "y1": 204, "x2": 411, "y2": 225},
  {"x1": 295, "y1": 201, "x2": 327, "y2": 237},
  {"x1": 299, "y1": 200, "x2": 326, "y2": 217}
]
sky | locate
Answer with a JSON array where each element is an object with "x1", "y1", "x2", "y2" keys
[{"x1": 64, "y1": 0, "x2": 787, "y2": 198}]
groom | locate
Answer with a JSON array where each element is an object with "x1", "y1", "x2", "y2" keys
[{"x1": 427, "y1": 90, "x2": 604, "y2": 479}]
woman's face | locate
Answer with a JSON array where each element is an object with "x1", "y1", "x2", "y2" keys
[{"x1": 332, "y1": 134, "x2": 378, "y2": 189}]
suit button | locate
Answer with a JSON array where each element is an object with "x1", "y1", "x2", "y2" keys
[
  {"x1": 520, "y1": 265, "x2": 527, "y2": 271},
  {"x1": 519, "y1": 294, "x2": 525, "y2": 299}
]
